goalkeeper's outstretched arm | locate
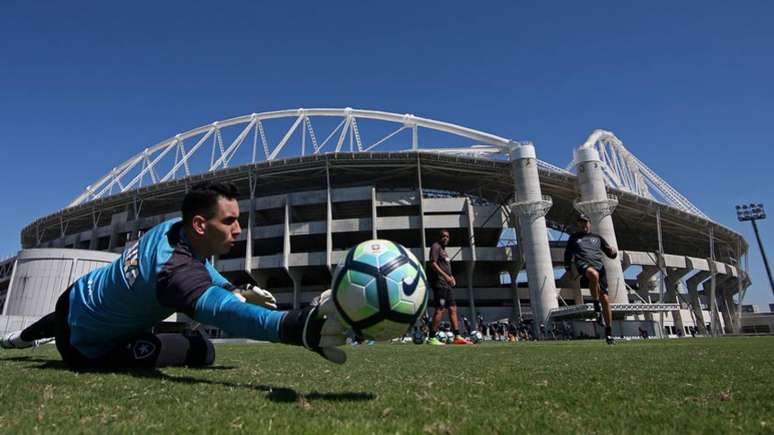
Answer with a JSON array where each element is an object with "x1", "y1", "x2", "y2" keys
[{"x1": 191, "y1": 286, "x2": 347, "y2": 363}]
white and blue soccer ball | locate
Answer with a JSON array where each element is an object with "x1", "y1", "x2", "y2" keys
[
  {"x1": 469, "y1": 330, "x2": 483, "y2": 344},
  {"x1": 438, "y1": 331, "x2": 453, "y2": 344},
  {"x1": 331, "y1": 240, "x2": 429, "y2": 341}
]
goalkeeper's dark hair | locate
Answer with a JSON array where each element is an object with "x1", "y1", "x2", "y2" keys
[{"x1": 182, "y1": 181, "x2": 239, "y2": 225}]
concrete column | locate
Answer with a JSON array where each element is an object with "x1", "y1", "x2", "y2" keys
[
  {"x1": 665, "y1": 268, "x2": 691, "y2": 336},
  {"x1": 288, "y1": 268, "x2": 303, "y2": 310},
  {"x1": 107, "y1": 225, "x2": 118, "y2": 251},
  {"x1": 509, "y1": 143, "x2": 558, "y2": 330},
  {"x1": 88, "y1": 229, "x2": 99, "y2": 250},
  {"x1": 724, "y1": 277, "x2": 742, "y2": 333},
  {"x1": 636, "y1": 267, "x2": 659, "y2": 321},
  {"x1": 416, "y1": 157, "x2": 428, "y2": 262},
  {"x1": 1, "y1": 258, "x2": 19, "y2": 315},
  {"x1": 245, "y1": 176, "x2": 256, "y2": 275},
  {"x1": 707, "y1": 260, "x2": 723, "y2": 336},
  {"x1": 371, "y1": 187, "x2": 378, "y2": 240},
  {"x1": 702, "y1": 279, "x2": 725, "y2": 335},
  {"x1": 686, "y1": 271, "x2": 711, "y2": 335},
  {"x1": 282, "y1": 196, "x2": 291, "y2": 271},
  {"x1": 717, "y1": 278, "x2": 736, "y2": 334},
  {"x1": 573, "y1": 147, "x2": 626, "y2": 305},
  {"x1": 508, "y1": 265, "x2": 523, "y2": 320},
  {"x1": 325, "y1": 162, "x2": 333, "y2": 271},
  {"x1": 465, "y1": 261, "x2": 477, "y2": 327}
]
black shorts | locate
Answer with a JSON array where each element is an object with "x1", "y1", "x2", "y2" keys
[
  {"x1": 576, "y1": 263, "x2": 608, "y2": 294},
  {"x1": 432, "y1": 286, "x2": 456, "y2": 309}
]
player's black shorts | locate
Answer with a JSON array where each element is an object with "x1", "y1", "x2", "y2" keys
[
  {"x1": 432, "y1": 286, "x2": 456, "y2": 309},
  {"x1": 576, "y1": 263, "x2": 608, "y2": 294}
]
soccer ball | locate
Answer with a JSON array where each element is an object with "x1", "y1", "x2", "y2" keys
[
  {"x1": 412, "y1": 330, "x2": 426, "y2": 345},
  {"x1": 332, "y1": 239, "x2": 429, "y2": 341},
  {"x1": 436, "y1": 331, "x2": 451, "y2": 344},
  {"x1": 469, "y1": 330, "x2": 483, "y2": 344}
]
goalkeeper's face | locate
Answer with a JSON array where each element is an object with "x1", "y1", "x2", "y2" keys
[{"x1": 202, "y1": 197, "x2": 242, "y2": 255}]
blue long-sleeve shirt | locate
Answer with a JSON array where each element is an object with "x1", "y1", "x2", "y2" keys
[{"x1": 67, "y1": 218, "x2": 284, "y2": 358}]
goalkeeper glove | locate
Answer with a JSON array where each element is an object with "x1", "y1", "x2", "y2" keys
[
  {"x1": 279, "y1": 290, "x2": 348, "y2": 364},
  {"x1": 233, "y1": 284, "x2": 277, "y2": 309}
]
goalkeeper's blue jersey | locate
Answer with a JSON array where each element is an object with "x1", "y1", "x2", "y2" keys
[{"x1": 67, "y1": 218, "x2": 284, "y2": 357}]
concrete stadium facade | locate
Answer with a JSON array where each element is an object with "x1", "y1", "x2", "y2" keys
[{"x1": 0, "y1": 109, "x2": 750, "y2": 338}]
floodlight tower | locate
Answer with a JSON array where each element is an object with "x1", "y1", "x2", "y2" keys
[{"x1": 736, "y1": 203, "x2": 774, "y2": 296}]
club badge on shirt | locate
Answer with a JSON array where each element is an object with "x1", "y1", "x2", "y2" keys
[{"x1": 122, "y1": 241, "x2": 140, "y2": 288}]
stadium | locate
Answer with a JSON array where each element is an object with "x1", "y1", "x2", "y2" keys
[{"x1": 0, "y1": 108, "x2": 751, "y2": 339}]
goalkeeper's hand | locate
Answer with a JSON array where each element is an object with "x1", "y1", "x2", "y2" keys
[
  {"x1": 233, "y1": 284, "x2": 277, "y2": 309},
  {"x1": 279, "y1": 290, "x2": 348, "y2": 364}
]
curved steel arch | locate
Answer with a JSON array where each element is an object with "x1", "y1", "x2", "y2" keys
[
  {"x1": 69, "y1": 109, "x2": 704, "y2": 220},
  {"x1": 571, "y1": 129, "x2": 708, "y2": 219},
  {"x1": 70, "y1": 108, "x2": 549, "y2": 207}
]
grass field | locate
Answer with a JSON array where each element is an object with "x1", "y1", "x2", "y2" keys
[{"x1": 1, "y1": 337, "x2": 773, "y2": 434}]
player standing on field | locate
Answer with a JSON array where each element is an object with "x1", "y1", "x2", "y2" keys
[
  {"x1": 426, "y1": 230, "x2": 468, "y2": 345},
  {"x1": 563, "y1": 215, "x2": 618, "y2": 345}
]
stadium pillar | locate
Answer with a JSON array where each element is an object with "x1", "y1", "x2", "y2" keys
[
  {"x1": 1, "y1": 258, "x2": 19, "y2": 316},
  {"x1": 464, "y1": 199, "x2": 478, "y2": 326},
  {"x1": 687, "y1": 278, "x2": 709, "y2": 335},
  {"x1": 703, "y1": 279, "x2": 724, "y2": 335},
  {"x1": 572, "y1": 147, "x2": 627, "y2": 305},
  {"x1": 371, "y1": 187, "x2": 378, "y2": 240},
  {"x1": 325, "y1": 161, "x2": 333, "y2": 271},
  {"x1": 288, "y1": 268, "x2": 303, "y2": 310},
  {"x1": 509, "y1": 143, "x2": 558, "y2": 332},
  {"x1": 727, "y1": 279, "x2": 742, "y2": 333},
  {"x1": 245, "y1": 173, "x2": 256, "y2": 276},
  {"x1": 636, "y1": 268, "x2": 659, "y2": 321},
  {"x1": 686, "y1": 262, "x2": 711, "y2": 335},
  {"x1": 416, "y1": 156, "x2": 428, "y2": 262},
  {"x1": 508, "y1": 265, "x2": 522, "y2": 320},
  {"x1": 465, "y1": 261, "x2": 477, "y2": 328},
  {"x1": 665, "y1": 268, "x2": 691, "y2": 336},
  {"x1": 717, "y1": 280, "x2": 736, "y2": 334}
]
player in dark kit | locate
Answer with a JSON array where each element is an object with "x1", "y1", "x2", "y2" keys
[
  {"x1": 426, "y1": 229, "x2": 468, "y2": 345},
  {"x1": 563, "y1": 215, "x2": 618, "y2": 345},
  {"x1": 1, "y1": 182, "x2": 347, "y2": 368}
]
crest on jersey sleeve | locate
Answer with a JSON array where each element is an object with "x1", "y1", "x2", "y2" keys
[{"x1": 122, "y1": 241, "x2": 140, "y2": 288}]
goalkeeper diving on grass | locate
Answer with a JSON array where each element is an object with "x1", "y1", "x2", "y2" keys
[{"x1": 1, "y1": 181, "x2": 348, "y2": 368}]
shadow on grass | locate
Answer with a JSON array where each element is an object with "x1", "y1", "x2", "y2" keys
[{"x1": 1, "y1": 355, "x2": 375, "y2": 404}]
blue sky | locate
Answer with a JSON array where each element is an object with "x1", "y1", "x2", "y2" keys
[{"x1": 1, "y1": 1, "x2": 772, "y2": 308}]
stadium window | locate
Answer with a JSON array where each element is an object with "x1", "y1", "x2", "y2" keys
[
  {"x1": 97, "y1": 236, "x2": 110, "y2": 250},
  {"x1": 252, "y1": 237, "x2": 284, "y2": 256},
  {"x1": 291, "y1": 204, "x2": 326, "y2": 223},
  {"x1": 291, "y1": 234, "x2": 326, "y2": 252},
  {"x1": 332, "y1": 232, "x2": 371, "y2": 250},
  {"x1": 254, "y1": 208, "x2": 284, "y2": 226},
  {"x1": 377, "y1": 205, "x2": 420, "y2": 217},
  {"x1": 332, "y1": 201, "x2": 372, "y2": 219}
]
